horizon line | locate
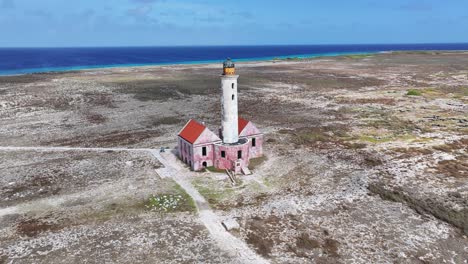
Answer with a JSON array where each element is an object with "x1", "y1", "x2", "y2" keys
[{"x1": 1, "y1": 42, "x2": 468, "y2": 49}]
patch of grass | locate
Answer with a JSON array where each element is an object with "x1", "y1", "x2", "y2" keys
[
  {"x1": 149, "y1": 116, "x2": 182, "y2": 127},
  {"x1": 364, "y1": 112, "x2": 420, "y2": 134},
  {"x1": 205, "y1": 166, "x2": 225, "y2": 173},
  {"x1": 145, "y1": 182, "x2": 196, "y2": 213},
  {"x1": 248, "y1": 156, "x2": 268, "y2": 170},
  {"x1": 407, "y1": 89, "x2": 422, "y2": 96},
  {"x1": 358, "y1": 134, "x2": 416, "y2": 144},
  {"x1": 295, "y1": 130, "x2": 330, "y2": 144},
  {"x1": 289, "y1": 126, "x2": 350, "y2": 146},
  {"x1": 192, "y1": 177, "x2": 236, "y2": 207},
  {"x1": 359, "y1": 135, "x2": 394, "y2": 144},
  {"x1": 112, "y1": 76, "x2": 219, "y2": 101},
  {"x1": 262, "y1": 178, "x2": 272, "y2": 188},
  {"x1": 173, "y1": 183, "x2": 196, "y2": 212},
  {"x1": 460, "y1": 87, "x2": 468, "y2": 97},
  {"x1": 411, "y1": 137, "x2": 433, "y2": 143},
  {"x1": 436, "y1": 86, "x2": 468, "y2": 97},
  {"x1": 146, "y1": 194, "x2": 184, "y2": 212}
]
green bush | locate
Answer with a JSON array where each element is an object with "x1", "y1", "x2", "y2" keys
[{"x1": 407, "y1": 89, "x2": 422, "y2": 96}]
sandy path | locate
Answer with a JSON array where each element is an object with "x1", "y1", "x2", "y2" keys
[{"x1": 151, "y1": 150, "x2": 268, "y2": 264}]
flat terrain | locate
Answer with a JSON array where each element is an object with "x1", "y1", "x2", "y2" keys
[{"x1": 1, "y1": 52, "x2": 467, "y2": 263}]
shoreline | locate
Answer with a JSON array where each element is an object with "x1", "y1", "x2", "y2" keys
[
  {"x1": 0, "y1": 51, "x2": 375, "y2": 76},
  {"x1": 1, "y1": 50, "x2": 468, "y2": 77}
]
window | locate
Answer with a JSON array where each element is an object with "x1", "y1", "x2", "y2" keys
[
  {"x1": 202, "y1": 147, "x2": 207, "y2": 156},
  {"x1": 238, "y1": 150, "x2": 242, "y2": 159},
  {"x1": 221, "y1": 151, "x2": 226, "y2": 158},
  {"x1": 232, "y1": 94, "x2": 235, "y2": 100},
  {"x1": 252, "y1": 138, "x2": 256, "y2": 147},
  {"x1": 232, "y1": 83, "x2": 235, "y2": 89}
]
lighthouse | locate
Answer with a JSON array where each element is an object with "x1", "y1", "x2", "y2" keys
[
  {"x1": 220, "y1": 58, "x2": 239, "y2": 144},
  {"x1": 177, "y1": 58, "x2": 264, "y2": 174}
]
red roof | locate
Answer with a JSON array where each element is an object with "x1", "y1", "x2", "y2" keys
[
  {"x1": 179, "y1": 119, "x2": 206, "y2": 144},
  {"x1": 238, "y1": 117, "x2": 249, "y2": 135}
]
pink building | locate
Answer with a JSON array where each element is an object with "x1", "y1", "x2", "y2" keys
[{"x1": 177, "y1": 59, "x2": 264, "y2": 174}]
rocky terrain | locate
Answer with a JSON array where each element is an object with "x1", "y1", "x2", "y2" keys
[{"x1": 0, "y1": 52, "x2": 467, "y2": 263}]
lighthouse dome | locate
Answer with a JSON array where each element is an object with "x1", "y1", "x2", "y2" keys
[
  {"x1": 223, "y1": 58, "x2": 235, "y2": 68},
  {"x1": 223, "y1": 58, "x2": 236, "y2": 75}
]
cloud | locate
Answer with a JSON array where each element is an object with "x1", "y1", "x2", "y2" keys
[{"x1": 1, "y1": 0, "x2": 15, "y2": 9}]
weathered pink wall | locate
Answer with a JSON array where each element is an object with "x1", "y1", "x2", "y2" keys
[
  {"x1": 192, "y1": 144, "x2": 216, "y2": 171},
  {"x1": 214, "y1": 141, "x2": 250, "y2": 172},
  {"x1": 245, "y1": 135, "x2": 263, "y2": 158},
  {"x1": 239, "y1": 121, "x2": 261, "y2": 137},
  {"x1": 178, "y1": 127, "x2": 222, "y2": 171},
  {"x1": 194, "y1": 128, "x2": 221, "y2": 145},
  {"x1": 178, "y1": 137, "x2": 194, "y2": 168}
]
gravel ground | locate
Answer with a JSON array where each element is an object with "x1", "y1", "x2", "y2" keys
[{"x1": 1, "y1": 51, "x2": 467, "y2": 263}]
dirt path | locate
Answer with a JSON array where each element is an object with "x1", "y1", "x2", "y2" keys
[
  {"x1": 150, "y1": 150, "x2": 269, "y2": 264},
  {"x1": 0, "y1": 146, "x2": 152, "y2": 152}
]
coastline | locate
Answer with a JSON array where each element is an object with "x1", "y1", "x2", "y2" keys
[
  {"x1": 1, "y1": 49, "x2": 468, "y2": 76},
  {"x1": 0, "y1": 51, "x2": 376, "y2": 76}
]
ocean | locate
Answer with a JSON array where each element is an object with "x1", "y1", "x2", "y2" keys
[{"x1": 0, "y1": 43, "x2": 467, "y2": 75}]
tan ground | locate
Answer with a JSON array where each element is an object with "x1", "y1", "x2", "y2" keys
[{"x1": 0, "y1": 51, "x2": 467, "y2": 263}]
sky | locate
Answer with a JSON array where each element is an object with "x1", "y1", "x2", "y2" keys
[{"x1": 0, "y1": 0, "x2": 467, "y2": 47}]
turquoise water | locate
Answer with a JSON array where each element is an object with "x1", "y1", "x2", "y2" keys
[
  {"x1": 0, "y1": 51, "x2": 372, "y2": 75},
  {"x1": 1, "y1": 44, "x2": 467, "y2": 75}
]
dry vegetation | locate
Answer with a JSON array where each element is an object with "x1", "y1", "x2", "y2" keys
[{"x1": 1, "y1": 51, "x2": 468, "y2": 263}]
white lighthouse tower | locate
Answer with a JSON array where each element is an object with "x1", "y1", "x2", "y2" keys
[{"x1": 221, "y1": 58, "x2": 239, "y2": 144}]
